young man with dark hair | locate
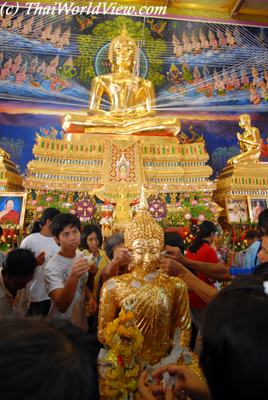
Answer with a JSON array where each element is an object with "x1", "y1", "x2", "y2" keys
[
  {"x1": 20, "y1": 207, "x2": 60, "y2": 316},
  {"x1": 44, "y1": 213, "x2": 91, "y2": 331},
  {"x1": 0, "y1": 318, "x2": 99, "y2": 400},
  {"x1": 0, "y1": 248, "x2": 37, "y2": 317}
]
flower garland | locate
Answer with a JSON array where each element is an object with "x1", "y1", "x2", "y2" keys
[{"x1": 99, "y1": 307, "x2": 143, "y2": 399}]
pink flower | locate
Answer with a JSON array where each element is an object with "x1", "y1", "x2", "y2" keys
[
  {"x1": 191, "y1": 200, "x2": 198, "y2": 205},
  {"x1": 45, "y1": 196, "x2": 53, "y2": 202},
  {"x1": 59, "y1": 194, "x2": 65, "y2": 199},
  {"x1": 198, "y1": 214, "x2": 205, "y2": 222},
  {"x1": 175, "y1": 202, "x2": 181, "y2": 207},
  {"x1": 185, "y1": 213, "x2": 192, "y2": 220},
  {"x1": 31, "y1": 200, "x2": 37, "y2": 206},
  {"x1": 70, "y1": 209, "x2": 76, "y2": 215},
  {"x1": 36, "y1": 206, "x2": 44, "y2": 213}
]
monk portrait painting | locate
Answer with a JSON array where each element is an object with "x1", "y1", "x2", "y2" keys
[{"x1": 0, "y1": 192, "x2": 27, "y2": 228}]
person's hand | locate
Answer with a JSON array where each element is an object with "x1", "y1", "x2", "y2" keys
[
  {"x1": 87, "y1": 262, "x2": 97, "y2": 275},
  {"x1": 36, "y1": 251, "x2": 45, "y2": 266},
  {"x1": 160, "y1": 256, "x2": 184, "y2": 277},
  {"x1": 137, "y1": 371, "x2": 173, "y2": 400},
  {"x1": 70, "y1": 257, "x2": 89, "y2": 280},
  {"x1": 113, "y1": 246, "x2": 131, "y2": 268},
  {"x1": 86, "y1": 295, "x2": 97, "y2": 316},
  {"x1": 164, "y1": 246, "x2": 185, "y2": 263},
  {"x1": 153, "y1": 365, "x2": 211, "y2": 400}
]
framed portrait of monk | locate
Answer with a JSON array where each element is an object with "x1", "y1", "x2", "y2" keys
[
  {"x1": 225, "y1": 198, "x2": 249, "y2": 224},
  {"x1": 0, "y1": 192, "x2": 27, "y2": 229},
  {"x1": 248, "y1": 198, "x2": 268, "y2": 223}
]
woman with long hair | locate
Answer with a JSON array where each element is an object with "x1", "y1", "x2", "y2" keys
[
  {"x1": 80, "y1": 224, "x2": 109, "y2": 333},
  {"x1": 186, "y1": 221, "x2": 218, "y2": 348},
  {"x1": 80, "y1": 224, "x2": 109, "y2": 300}
]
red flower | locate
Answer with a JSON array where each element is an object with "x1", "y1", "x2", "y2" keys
[{"x1": 117, "y1": 355, "x2": 124, "y2": 367}]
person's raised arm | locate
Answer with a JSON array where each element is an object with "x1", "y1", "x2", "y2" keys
[
  {"x1": 165, "y1": 245, "x2": 231, "y2": 281},
  {"x1": 101, "y1": 247, "x2": 131, "y2": 282},
  {"x1": 160, "y1": 257, "x2": 218, "y2": 304}
]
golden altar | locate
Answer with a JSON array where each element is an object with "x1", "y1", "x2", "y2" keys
[
  {"x1": 25, "y1": 133, "x2": 212, "y2": 199},
  {"x1": 0, "y1": 148, "x2": 23, "y2": 192}
]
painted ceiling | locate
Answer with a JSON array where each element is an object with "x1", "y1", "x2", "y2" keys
[{"x1": 3, "y1": 0, "x2": 268, "y2": 25}]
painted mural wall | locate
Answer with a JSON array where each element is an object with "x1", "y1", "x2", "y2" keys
[{"x1": 0, "y1": 9, "x2": 267, "y2": 178}]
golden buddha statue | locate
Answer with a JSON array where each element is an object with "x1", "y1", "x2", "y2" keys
[
  {"x1": 228, "y1": 114, "x2": 261, "y2": 165},
  {"x1": 0, "y1": 147, "x2": 10, "y2": 159},
  {"x1": 63, "y1": 28, "x2": 180, "y2": 137},
  {"x1": 98, "y1": 190, "x2": 193, "y2": 367}
]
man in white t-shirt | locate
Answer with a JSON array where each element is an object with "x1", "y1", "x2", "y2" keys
[
  {"x1": 0, "y1": 248, "x2": 37, "y2": 318},
  {"x1": 44, "y1": 213, "x2": 91, "y2": 331},
  {"x1": 20, "y1": 208, "x2": 60, "y2": 316}
]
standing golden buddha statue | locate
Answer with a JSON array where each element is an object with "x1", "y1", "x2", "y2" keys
[
  {"x1": 98, "y1": 191, "x2": 197, "y2": 370},
  {"x1": 63, "y1": 27, "x2": 180, "y2": 137},
  {"x1": 228, "y1": 114, "x2": 261, "y2": 165}
]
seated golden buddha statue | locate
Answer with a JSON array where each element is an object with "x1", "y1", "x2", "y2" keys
[
  {"x1": 63, "y1": 28, "x2": 180, "y2": 136},
  {"x1": 98, "y1": 191, "x2": 196, "y2": 370},
  {"x1": 228, "y1": 114, "x2": 261, "y2": 165}
]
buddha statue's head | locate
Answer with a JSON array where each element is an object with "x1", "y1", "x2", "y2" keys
[
  {"x1": 239, "y1": 114, "x2": 251, "y2": 129},
  {"x1": 108, "y1": 27, "x2": 138, "y2": 73},
  {"x1": 124, "y1": 190, "x2": 164, "y2": 274}
]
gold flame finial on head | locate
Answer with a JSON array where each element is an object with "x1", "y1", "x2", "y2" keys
[
  {"x1": 139, "y1": 184, "x2": 148, "y2": 211},
  {"x1": 124, "y1": 185, "x2": 164, "y2": 249}
]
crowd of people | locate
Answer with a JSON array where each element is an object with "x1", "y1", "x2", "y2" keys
[{"x1": 1, "y1": 206, "x2": 268, "y2": 399}]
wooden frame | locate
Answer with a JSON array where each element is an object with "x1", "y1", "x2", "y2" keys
[
  {"x1": 225, "y1": 197, "x2": 249, "y2": 224},
  {"x1": 0, "y1": 192, "x2": 27, "y2": 229},
  {"x1": 247, "y1": 197, "x2": 268, "y2": 223}
]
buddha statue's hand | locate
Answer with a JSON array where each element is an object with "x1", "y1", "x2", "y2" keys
[
  {"x1": 87, "y1": 109, "x2": 106, "y2": 116},
  {"x1": 152, "y1": 365, "x2": 211, "y2": 400}
]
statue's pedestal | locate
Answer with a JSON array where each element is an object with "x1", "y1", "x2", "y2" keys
[
  {"x1": 25, "y1": 131, "x2": 213, "y2": 227},
  {"x1": 213, "y1": 162, "x2": 268, "y2": 220},
  {"x1": 26, "y1": 132, "x2": 212, "y2": 199}
]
